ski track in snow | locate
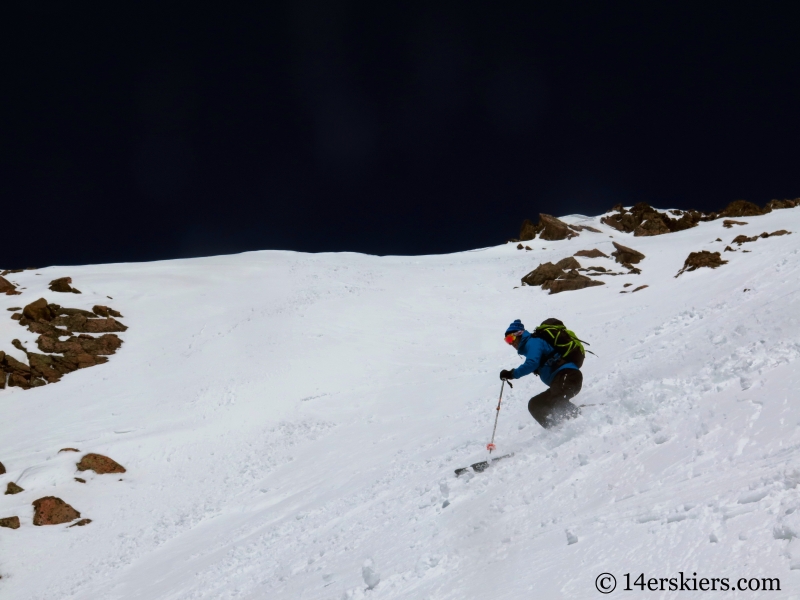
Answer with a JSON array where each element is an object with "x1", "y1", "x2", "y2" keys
[{"x1": 2, "y1": 209, "x2": 800, "y2": 599}]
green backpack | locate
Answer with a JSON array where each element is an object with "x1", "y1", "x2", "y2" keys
[{"x1": 532, "y1": 318, "x2": 589, "y2": 369}]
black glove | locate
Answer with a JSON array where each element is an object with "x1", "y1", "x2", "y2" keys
[{"x1": 500, "y1": 369, "x2": 515, "y2": 380}]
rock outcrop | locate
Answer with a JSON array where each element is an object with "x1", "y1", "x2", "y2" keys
[
  {"x1": 521, "y1": 263, "x2": 563, "y2": 287},
  {"x1": 520, "y1": 214, "x2": 579, "y2": 242},
  {"x1": 675, "y1": 251, "x2": 728, "y2": 277},
  {"x1": 48, "y1": 277, "x2": 81, "y2": 294},
  {"x1": 611, "y1": 242, "x2": 645, "y2": 266},
  {"x1": 5, "y1": 482, "x2": 24, "y2": 495},
  {"x1": 76, "y1": 453, "x2": 126, "y2": 475},
  {"x1": 542, "y1": 271, "x2": 605, "y2": 294},
  {"x1": 574, "y1": 249, "x2": 608, "y2": 259},
  {"x1": 601, "y1": 203, "x2": 701, "y2": 236},
  {"x1": 0, "y1": 276, "x2": 21, "y2": 296},
  {"x1": 0, "y1": 461, "x2": 4, "y2": 475},
  {"x1": 32, "y1": 497, "x2": 81, "y2": 526},
  {"x1": 2, "y1": 289, "x2": 127, "y2": 390},
  {"x1": 0, "y1": 516, "x2": 20, "y2": 529}
]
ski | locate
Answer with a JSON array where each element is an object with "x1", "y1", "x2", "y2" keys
[{"x1": 454, "y1": 453, "x2": 514, "y2": 477}]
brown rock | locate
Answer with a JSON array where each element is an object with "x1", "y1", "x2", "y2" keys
[
  {"x1": 521, "y1": 262, "x2": 564, "y2": 287},
  {"x1": 0, "y1": 461, "x2": 4, "y2": 474},
  {"x1": 623, "y1": 283, "x2": 632, "y2": 288},
  {"x1": 574, "y1": 249, "x2": 608, "y2": 259},
  {"x1": 51, "y1": 314, "x2": 127, "y2": 333},
  {"x1": 568, "y1": 224, "x2": 602, "y2": 233},
  {"x1": 11, "y1": 313, "x2": 21, "y2": 321},
  {"x1": 587, "y1": 266, "x2": 607, "y2": 272},
  {"x1": 542, "y1": 270, "x2": 605, "y2": 294},
  {"x1": 68, "y1": 518, "x2": 92, "y2": 527},
  {"x1": 59, "y1": 448, "x2": 80, "y2": 453},
  {"x1": 76, "y1": 453, "x2": 126, "y2": 475},
  {"x1": 718, "y1": 200, "x2": 767, "y2": 218},
  {"x1": 520, "y1": 214, "x2": 578, "y2": 242},
  {"x1": 732, "y1": 234, "x2": 758, "y2": 245},
  {"x1": 676, "y1": 251, "x2": 728, "y2": 277},
  {"x1": 32, "y1": 497, "x2": 81, "y2": 525},
  {"x1": 6, "y1": 307, "x2": 22, "y2": 311},
  {"x1": 634, "y1": 217, "x2": 671, "y2": 236},
  {"x1": 74, "y1": 477, "x2": 86, "y2": 483},
  {"x1": 765, "y1": 198, "x2": 799, "y2": 210},
  {"x1": 27, "y1": 353, "x2": 62, "y2": 384},
  {"x1": 519, "y1": 218, "x2": 541, "y2": 241},
  {"x1": 49, "y1": 277, "x2": 81, "y2": 294},
  {"x1": 58, "y1": 308, "x2": 97, "y2": 318},
  {"x1": 632, "y1": 285, "x2": 649, "y2": 292},
  {"x1": 524, "y1": 245, "x2": 532, "y2": 251},
  {"x1": 8, "y1": 373, "x2": 31, "y2": 389},
  {"x1": 611, "y1": 242, "x2": 646, "y2": 265},
  {"x1": 36, "y1": 333, "x2": 122, "y2": 357},
  {"x1": 555, "y1": 257, "x2": 581, "y2": 270},
  {"x1": 5, "y1": 482, "x2": 24, "y2": 495},
  {"x1": 0, "y1": 516, "x2": 20, "y2": 529},
  {"x1": 516, "y1": 243, "x2": 524, "y2": 249},
  {"x1": 0, "y1": 276, "x2": 17, "y2": 295},
  {"x1": 539, "y1": 214, "x2": 578, "y2": 241},
  {"x1": 722, "y1": 220, "x2": 747, "y2": 228},
  {"x1": 769, "y1": 229, "x2": 791, "y2": 237},
  {"x1": 23, "y1": 298, "x2": 56, "y2": 322},
  {"x1": 3, "y1": 354, "x2": 30, "y2": 374}
]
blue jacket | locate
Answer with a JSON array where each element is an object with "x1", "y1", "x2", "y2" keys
[{"x1": 512, "y1": 331, "x2": 578, "y2": 386}]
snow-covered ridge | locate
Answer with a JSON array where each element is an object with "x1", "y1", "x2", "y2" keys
[{"x1": 1, "y1": 206, "x2": 800, "y2": 599}]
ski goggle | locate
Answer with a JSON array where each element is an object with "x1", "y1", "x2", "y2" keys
[{"x1": 504, "y1": 331, "x2": 522, "y2": 345}]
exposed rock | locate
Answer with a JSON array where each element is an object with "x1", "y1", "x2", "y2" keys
[
  {"x1": 769, "y1": 229, "x2": 791, "y2": 237},
  {"x1": 524, "y1": 245, "x2": 532, "y2": 251},
  {"x1": 0, "y1": 276, "x2": 16, "y2": 294},
  {"x1": 574, "y1": 249, "x2": 608, "y2": 258},
  {"x1": 51, "y1": 314, "x2": 127, "y2": 333},
  {"x1": 76, "y1": 453, "x2": 126, "y2": 475},
  {"x1": 542, "y1": 270, "x2": 605, "y2": 294},
  {"x1": 765, "y1": 198, "x2": 799, "y2": 210},
  {"x1": 68, "y1": 518, "x2": 92, "y2": 527},
  {"x1": 732, "y1": 234, "x2": 758, "y2": 245},
  {"x1": 32, "y1": 497, "x2": 81, "y2": 525},
  {"x1": 635, "y1": 217, "x2": 671, "y2": 236},
  {"x1": 568, "y1": 224, "x2": 602, "y2": 233},
  {"x1": 623, "y1": 283, "x2": 632, "y2": 288},
  {"x1": 521, "y1": 262, "x2": 563, "y2": 287},
  {"x1": 632, "y1": 285, "x2": 649, "y2": 293},
  {"x1": 37, "y1": 333, "x2": 122, "y2": 356},
  {"x1": 723, "y1": 220, "x2": 747, "y2": 228},
  {"x1": 5, "y1": 482, "x2": 24, "y2": 495},
  {"x1": 611, "y1": 242, "x2": 645, "y2": 265},
  {"x1": 74, "y1": 477, "x2": 86, "y2": 483},
  {"x1": 0, "y1": 461, "x2": 5, "y2": 474},
  {"x1": 49, "y1": 277, "x2": 81, "y2": 294},
  {"x1": 587, "y1": 266, "x2": 607, "y2": 272},
  {"x1": 0, "y1": 516, "x2": 20, "y2": 529},
  {"x1": 601, "y1": 202, "x2": 701, "y2": 236},
  {"x1": 717, "y1": 200, "x2": 769, "y2": 218},
  {"x1": 59, "y1": 448, "x2": 80, "y2": 453},
  {"x1": 555, "y1": 257, "x2": 581, "y2": 270},
  {"x1": 520, "y1": 214, "x2": 578, "y2": 241},
  {"x1": 676, "y1": 251, "x2": 728, "y2": 277},
  {"x1": 58, "y1": 308, "x2": 97, "y2": 318},
  {"x1": 3, "y1": 353, "x2": 30, "y2": 374},
  {"x1": 27, "y1": 353, "x2": 64, "y2": 383},
  {"x1": 8, "y1": 373, "x2": 31, "y2": 389},
  {"x1": 11, "y1": 313, "x2": 21, "y2": 321},
  {"x1": 23, "y1": 298, "x2": 56, "y2": 322},
  {"x1": 516, "y1": 243, "x2": 524, "y2": 250}
]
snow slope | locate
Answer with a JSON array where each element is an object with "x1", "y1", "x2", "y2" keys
[{"x1": 2, "y1": 207, "x2": 800, "y2": 599}]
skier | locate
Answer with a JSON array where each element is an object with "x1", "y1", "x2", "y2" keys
[{"x1": 499, "y1": 319, "x2": 582, "y2": 428}]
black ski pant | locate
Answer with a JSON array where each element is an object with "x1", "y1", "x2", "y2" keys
[{"x1": 528, "y1": 369, "x2": 583, "y2": 428}]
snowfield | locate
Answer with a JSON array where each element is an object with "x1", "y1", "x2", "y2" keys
[{"x1": 2, "y1": 207, "x2": 800, "y2": 599}]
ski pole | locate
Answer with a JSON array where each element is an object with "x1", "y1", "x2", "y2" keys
[{"x1": 486, "y1": 379, "x2": 512, "y2": 453}]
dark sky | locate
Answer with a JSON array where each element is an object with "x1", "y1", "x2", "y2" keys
[{"x1": 3, "y1": 2, "x2": 799, "y2": 267}]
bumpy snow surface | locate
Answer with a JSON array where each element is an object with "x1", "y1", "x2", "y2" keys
[{"x1": 2, "y1": 208, "x2": 800, "y2": 599}]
